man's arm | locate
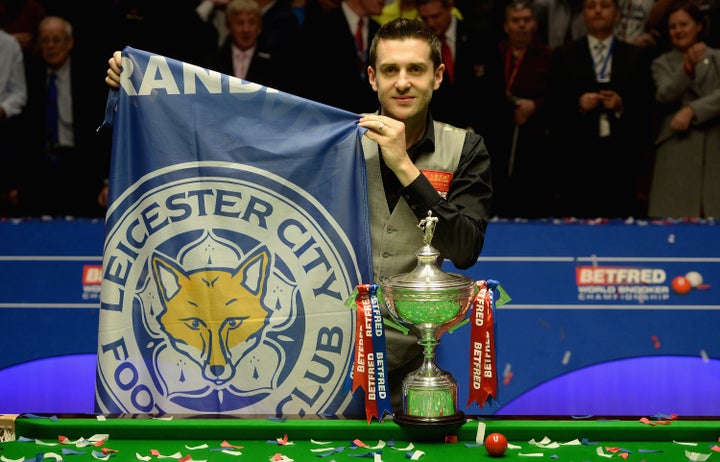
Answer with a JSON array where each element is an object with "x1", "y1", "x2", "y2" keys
[{"x1": 402, "y1": 132, "x2": 492, "y2": 269}]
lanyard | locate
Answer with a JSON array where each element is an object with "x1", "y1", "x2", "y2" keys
[
  {"x1": 596, "y1": 37, "x2": 615, "y2": 81},
  {"x1": 504, "y1": 47, "x2": 526, "y2": 96}
]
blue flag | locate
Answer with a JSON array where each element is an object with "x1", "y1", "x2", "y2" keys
[{"x1": 95, "y1": 47, "x2": 372, "y2": 415}]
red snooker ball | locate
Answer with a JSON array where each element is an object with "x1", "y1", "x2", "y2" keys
[
  {"x1": 672, "y1": 275, "x2": 692, "y2": 295},
  {"x1": 485, "y1": 432, "x2": 508, "y2": 457}
]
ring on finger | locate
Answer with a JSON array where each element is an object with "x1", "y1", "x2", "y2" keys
[{"x1": 378, "y1": 122, "x2": 385, "y2": 131}]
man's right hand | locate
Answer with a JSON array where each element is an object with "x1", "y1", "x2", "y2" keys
[{"x1": 105, "y1": 51, "x2": 122, "y2": 89}]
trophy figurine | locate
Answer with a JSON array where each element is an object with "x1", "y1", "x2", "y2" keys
[{"x1": 382, "y1": 211, "x2": 477, "y2": 429}]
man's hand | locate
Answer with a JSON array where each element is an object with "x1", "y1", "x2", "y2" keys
[
  {"x1": 359, "y1": 114, "x2": 420, "y2": 187},
  {"x1": 105, "y1": 51, "x2": 122, "y2": 89},
  {"x1": 670, "y1": 106, "x2": 695, "y2": 132}
]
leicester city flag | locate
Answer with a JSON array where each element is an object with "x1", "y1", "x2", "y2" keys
[{"x1": 95, "y1": 47, "x2": 372, "y2": 415}]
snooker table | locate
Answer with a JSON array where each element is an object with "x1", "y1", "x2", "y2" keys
[{"x1": 1, "y1": 414, "x2": 719, "y2": 461}]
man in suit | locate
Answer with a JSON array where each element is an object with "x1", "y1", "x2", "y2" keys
[
  {"x1": 199, "y1": 0, "x2": 292, "y2": 92},
  {"x1": 416, "y1": 0, "x2": 505, "y2": 147},
  {"x1": 547, "y1": 0, "x2": 654, "y2": 218},
  {"x1": 20, "y1": 15, "x2": 110, "y2": 217},
  {"x1": 296, "y1": 0, "x2": 385, "y2": 114}
]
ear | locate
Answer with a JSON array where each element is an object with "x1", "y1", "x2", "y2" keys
[
  {"x1": 434, "y1": 63, "x2": 445, "y2": 90},
  {"x1": 368, "y1": 66, "x2": 378, "y2": 91}
]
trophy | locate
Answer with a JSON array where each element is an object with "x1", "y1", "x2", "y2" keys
[{"x1": 382, "y1": 211, "x2": 477, "y2": 429}]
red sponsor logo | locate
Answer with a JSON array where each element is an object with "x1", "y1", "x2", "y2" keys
[
  {"x1": 83, "y1": 265, "x2": 103, "y2": 285},
  {"x1": 576, "y1": 266, "x2": 666, "y2": 285}
]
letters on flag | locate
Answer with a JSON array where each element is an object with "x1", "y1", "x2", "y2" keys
[{"x1": 95, "y1": 47, "x2": 372, "y2": 415}]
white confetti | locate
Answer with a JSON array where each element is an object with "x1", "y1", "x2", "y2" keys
[
  {"x1": 700, "y1": 350, "x2": 709, "y2": 362},
  {"x1": 517, "y1": 452, "x2": 544, "y2": 457},
  {"x1": 1, "y1": 457, "x2": 25, "y2": 462},
  {"x1": 561, "y1": 350, "x2": 571, "y2": 365},
  {"x1": 409, "y1": 450, "x2": 425, "y2": 460},
  {"x1": 185, "y1": 444, "x2": 208, "y2": 450},
  {"x1": 685, "y1": 450, "x2": 711, "y2": 461},
  {"x1": 475, "y1": 421, "x2": 486, "y2": 445},
  {"x1": 561, "y1": 439, "x2": 581, "y2": 445},
  {"x1": 136, "y1": 453, "x2": 152, "y2": 461},
  {"x1": 674, "y1": 440, "x2": 698, "y2": 446}
]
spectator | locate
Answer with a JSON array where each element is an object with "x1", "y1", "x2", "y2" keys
[
  {"x1": 198, "y1": 0, "x2": 293, "y2": 92},
  {"x1": 547, "y1": 0, "x2": 655, "y2": 218},
  {"x1": 416, "y1": 0, "x2": 506, "y2": 142},
  {"x1": 648, "y1": 0, "x2": 720, "y2": 218},
  {"x1": 20, "y1": 16, "x2": 110, "y2": 217},
  {"x1": 296, "y1": 0, "x2": 384, "y2": 113},
  {"x1": 0, "y1": 27, "x2": 27, "y2": 217},
  {"x1": 492, "y1": 0, "x2": 554, "y2": 218}
]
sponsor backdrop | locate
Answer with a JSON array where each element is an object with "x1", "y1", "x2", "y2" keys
[{"x1": 2, "y1": 218, "x2": 719, "y2": 415}]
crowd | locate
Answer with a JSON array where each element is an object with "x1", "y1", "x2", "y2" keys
[{"x1": 1, "y1": 0, "x2": 718, "y2": 219}]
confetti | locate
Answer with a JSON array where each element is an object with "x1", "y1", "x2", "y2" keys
[
  {"x1": 674, "y1": 441, "x2": 698, "y2": 446},
  {"x1": 270, "y1": 454, "x2": 294, "y2": 462},
  {"x1": 685, "y1": 450, "x2": 711, "y2": 461},
  {"x1": 651, "y1": 335, "x2": 661, "y2": 349},
  {"x1": 595, "y1": 447, "x2": 613, "y2": 458},
  {"x1": 517, "y1": 452, "x2": 543, "y2": 457},
  {"x1": 220, "y1": 441, "x2": 243, "y2": 449},
  {"x1": 701, "y1": 350, "x2": 709, "y2": 362},
  {"x1": 475, "y1": 421, "x2": 486, "y2": 445},
  {"x1": 407, "y1": 449, "x2": 425, "y2": 460},
  {"x1": 185, "y1": 444, "x2": 208, "y2": 450},
  {"x1": 561, "y1": 350, "x2": 571, "y2": 365},
  {"x1": 0, "y1": 456, "x2": 25, "y2": 462}
]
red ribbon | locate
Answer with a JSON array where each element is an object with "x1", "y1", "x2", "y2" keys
[
  {"x1": 352, "y1": 284, "x2": 378, "y2": 422},
  {"x1": 467, "y1": 280, "x2": 498, "y2": 408}
]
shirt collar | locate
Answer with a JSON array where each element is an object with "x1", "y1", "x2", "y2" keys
[
  {"x1": 588, "y1": 35, "x2": 613, "y2": 51},
  {"x1": 342, "y1": 2, "x2": 363, "y2": 33}
]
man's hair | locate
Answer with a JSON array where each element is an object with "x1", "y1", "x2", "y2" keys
[
  {"x1": 368, "y1": 17, "x2": 442, "y2": 69},
  {"x1": 226, "y1": 0, "x2": 261, "y2": 17}
]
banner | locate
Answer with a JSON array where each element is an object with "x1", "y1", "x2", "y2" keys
[{"x1": 95, "y1": 47, "x2": 373, "y2": 415}]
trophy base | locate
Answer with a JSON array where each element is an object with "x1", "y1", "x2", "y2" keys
[{"x1": 392, "y1": 411, "x2": 466, "y2": 441}]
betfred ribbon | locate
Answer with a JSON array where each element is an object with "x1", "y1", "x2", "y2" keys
[
  {"x1": 352, "y1": 284, "x2": 392, "y2": 423},
  {"x1": 467, "y1": 280, "x2": 499, "y2": 408}
]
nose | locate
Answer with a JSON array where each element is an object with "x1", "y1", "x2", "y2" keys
[{"x1": 395, "y1": 71, "x2": 412, "y2": 90}]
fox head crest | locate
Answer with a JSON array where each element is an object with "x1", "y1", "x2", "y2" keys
[{"x1": 151, "y1": 246, "x2": 272, "y2": 385}]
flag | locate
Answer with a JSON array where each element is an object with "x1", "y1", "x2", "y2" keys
[{"x1": 95, "y1": 47, "x2": 372, "y2": 415}]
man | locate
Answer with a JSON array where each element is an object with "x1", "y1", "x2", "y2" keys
[
  {"x1": 22, "y1": 16, "x2": 110, "y2": 217},
  {"x1": 105, "y1": 17, "x2": 492, "y2": 410},
  {"x1": 295, "y1": 0, "x2": 385, "y2": 113},
  {"x1": 198, "y1": 0, "x2": 293, "y2": 92},
  {"x1": 492, "y1": 1, "x2": 554, "y2": 218},
  {"x1": 547, "y1": 0, "x2": 654, "y2": 218},
  {"x1": 0, "y1": 28, "x2": 27, "y2": 216},
  {"x1": 415, "y1": 0, "x2": 505, "y2": 147}
]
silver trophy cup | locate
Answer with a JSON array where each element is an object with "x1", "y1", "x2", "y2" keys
[{"x1": 382, "y1": 212, "x2": 476, "y2": 430}]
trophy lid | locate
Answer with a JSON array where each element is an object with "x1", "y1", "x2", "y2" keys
[{"x1": 384, "y1": 211, "x2": 474, "y2": 291}]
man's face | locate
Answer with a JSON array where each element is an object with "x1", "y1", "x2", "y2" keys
[
  {"x1": 38, "y1": 19, "x2": 73, "y2": 69},
  {"x1": 417, "y1": 0, "x2": 453, "y2": 37},
  {"x1": 504, "y1": 6, "x2": 537, "y2": 49},
  {"x1": 583, "y1": 0, "x2": 619, "y2": 37},
  {"x1": 227, "y1": 11, "x2": 262, "y2": 51},
  {"x1": 368, "y1": 38, "x2": 443, "y2": 124}
]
